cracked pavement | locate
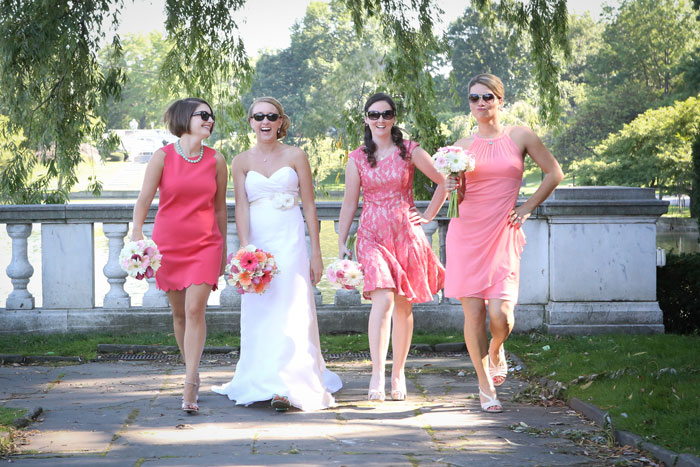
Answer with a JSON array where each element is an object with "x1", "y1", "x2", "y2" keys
[{"x1": 1, "y1": 356, "x2": 654, "y2": 466}]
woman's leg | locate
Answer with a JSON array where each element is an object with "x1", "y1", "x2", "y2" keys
[
  {"x1": 390, "y1": 294, "x2": 413, "y2": 398},
  {"x1": 181, "y1": 283, "x2": 212, "y2": 405},
  {"x1": 367, "y1": 288, "x2": 395, "y2": 398},
  {"x1": 461, "y1": 297, "x2": 502, "y2": 411},
  {"x1": 166, "y1": 290, "x2": 186, "y2": 357},
  {"x1": 487, "y1": 298, "x2": 515, "y2": 385}
]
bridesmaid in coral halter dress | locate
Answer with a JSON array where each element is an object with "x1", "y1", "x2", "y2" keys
[
  {"x1": 338, "y1": 92, "x2": 447, "y2": 402},
  {"x1": 132, "y1": 98, "x2": 228, "y2": 414},
  {"x1": 445, "y1": 74, "x2": 563, "y2": 413}
]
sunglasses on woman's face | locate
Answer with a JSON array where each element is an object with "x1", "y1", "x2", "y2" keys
[
  {"x1": 468, "y1": 93, "x2": 496, "y2": 103},
  {"x1": 366, "y1": 110, "x2": 396, "y2": 120},
  {"x1": 192, "y1": 110, "x2": 215, "y2": 121},
  {"x1": 251, "y1": 112, "x2": 280, "y2": 122}
]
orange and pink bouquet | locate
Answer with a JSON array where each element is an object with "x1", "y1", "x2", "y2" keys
[{"x1": 225, "y1": 244, "x2": 279, "y2": 294}]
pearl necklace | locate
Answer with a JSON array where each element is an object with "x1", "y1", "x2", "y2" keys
[{"x1": 175, "y1": 140, "x2": 204, "y2": 163}]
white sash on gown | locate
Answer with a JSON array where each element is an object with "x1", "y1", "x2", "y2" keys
[{"x1": 212, "y1": 166, "x2": 342, "y2": 411}]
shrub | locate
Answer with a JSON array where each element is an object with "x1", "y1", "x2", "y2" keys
[{"x1": 657, "y1": 252, "x2": 700, "y2": 334}]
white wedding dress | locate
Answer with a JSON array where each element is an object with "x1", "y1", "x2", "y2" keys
[{"x1": 212, "y1": 166, "x2": 342, "y2": 411}]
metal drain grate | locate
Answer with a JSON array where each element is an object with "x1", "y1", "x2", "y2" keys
[
  {"x1": 96, "y1": 350, "x2": 465, "y2": 362},
  {"x1": 97, "y1": 353, "x2": 182, "y2": 362}
]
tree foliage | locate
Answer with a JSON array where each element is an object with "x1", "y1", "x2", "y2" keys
[
  {"x1": 0, "y1": 0, "x2": 573, "y2": 203},
  {"x1": 161, "y1": 0, "x2": 253, "y2": 148},
  {"x1": 446, "y1": 6, "x2": 534, "y2": 106},
  {"x1": 593, "y1": 0, "x2": 698, "y2": 95},
  {"x1": 472, "y1": 0, "x2": 571, "y2": 124},
  {"x1": 101, "y1": 32, "x2": 173, "y2": 129},
  {"x1": 549, "y1": 1, "x2": 699, "y2": 170},
  {"x1": 0, "y1": 0, "x2": 125, "y2": 203},
  {"x1": 572, "y1": 95, "x2": 700, "y2": 205}
]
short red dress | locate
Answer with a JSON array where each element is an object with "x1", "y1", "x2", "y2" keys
[
  {"x1": 151, "y1": 143, "x2": 223, "y2": 291},
  {"x1": 445, "y1": 130, "x2": 526, "y2": 302},
  {"x1": 350, "y1": 140, "x2": 444, "y2": 302}
]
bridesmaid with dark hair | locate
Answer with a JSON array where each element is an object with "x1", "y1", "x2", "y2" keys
[
  {"x1": 337, "y1": 92, "x2": 447, "y2": 402},
  {"x1": 132, "y1": 97, "x2": 228, "y2": 414}
]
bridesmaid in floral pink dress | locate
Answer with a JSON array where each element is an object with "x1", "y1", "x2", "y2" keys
[
  {"x1": 338, "y1": 93, "x2": 447, "y2": 402},
  {"x1": 445, "y1": 74, "x2": 563, "y2": 413}
]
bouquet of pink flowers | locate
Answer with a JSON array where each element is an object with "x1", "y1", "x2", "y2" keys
[
  {"x1": 432, "y1": 146, "x2": 476, "y2": 218},
  {"x1": 119, "y1": 238, "x2": 162, "y2": 280},
  {"x1": 226, "y1": 244, "x2": 279, "y2": 294},
  {"x1": 325, "y1": 258, "x2": 364, "y2": 290}
]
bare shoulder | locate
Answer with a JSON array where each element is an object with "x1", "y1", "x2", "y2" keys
[
  {"x1": 231, "y1": 149, "x2": 253, "y2": 171},
  {"x1": 149, "y1": 148, "x2": 167, "y2": 167},
  {"x1": 213, "y1": 150, "x2": 227, "y2": 164},
  {"x1": 508, "y1": 125, "x2": 537, "y2": 143},
  {"x1": 453, "y1": 136, "x2": 475, "y2": 149},
  {"x1": 283, "y1": 143, "x2": 307, "y2": 160}
]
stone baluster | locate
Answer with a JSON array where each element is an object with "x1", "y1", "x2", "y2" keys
[
  {"x1": 220, "y1": 222, "x2": 241, "y2": 308},
  {"x1": 421, "y1": 220, "x2": 441, "y2": 304},
  {"x1": 333, "y1": 220, "x2": 361, "y2": 306},
  {"x1": 5, "y1": 224, "x2": 35, "y2": 310},
  {"x1": 102, "y1": 223, "x2": 130, "y2": 308},
  {"x1": 141, "y1": 223, "x2": 169, "y2": 308},
  {"x1": 304, "y1": 221, "x2": 323, "y2": 306},
  {"x1": 438, "y1": 220, "x2": 458, "y2": 304}
]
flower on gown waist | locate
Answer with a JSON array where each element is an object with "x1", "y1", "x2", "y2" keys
[{"x1": 271, "y1": 192, "x2": 296, "y2": 210}]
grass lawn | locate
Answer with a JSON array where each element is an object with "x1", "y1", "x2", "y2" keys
[
  {"x1": 508, "y1": 333, "x2": 700, "y2": 456},
  {"x1": 0, "y1": 331, "x2": 461, "y2": 360},
  {"x1": 0, "y1": 406, "x2": 25, "y2": 457}
]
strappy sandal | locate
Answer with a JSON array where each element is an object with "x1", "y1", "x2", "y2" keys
[
  {"x1": 479, "y1": 388, "x2": 503, "y2": 413},
  {"x1": 181, "y1": 373, "x2": 200, "y2": 403},
  {"x1": 367, "y1": 389, "x2": 385, "y2": 402},
  {"x1": 271, "y1": 394, "x2": 291, "y2": 412},
  {"x1": 182, "y1": 381, "x2": 199, "y2": 414},
  {"x1": 391, "y1": 378, "x2": 407, "y2": 401},
  {"x1": 489, "y1": 345, "x2": 508, "y2": 387}
]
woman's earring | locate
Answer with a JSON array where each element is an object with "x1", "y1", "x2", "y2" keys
[{"x1": 277, "y1": 128, "x2": 280, "y2": 136}]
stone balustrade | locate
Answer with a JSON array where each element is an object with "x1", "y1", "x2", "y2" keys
[{"x1": 0, "y1": 187, "x2": 669, "y2": 335}]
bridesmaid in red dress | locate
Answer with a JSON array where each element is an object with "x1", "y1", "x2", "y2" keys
[
  {"x1": 338, "y1": 93, "x2": 447, "y2": 402},
  {"x1": 132, "y1": 98, "x2": 228, "y2": 414},
  {"x1": 445, "y1": 74, "x2": 563, "y2": 412}
]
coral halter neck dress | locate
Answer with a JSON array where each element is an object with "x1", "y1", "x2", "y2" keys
[{"x1": 445, "y1": 129, "x2": 526, "y2": 302}]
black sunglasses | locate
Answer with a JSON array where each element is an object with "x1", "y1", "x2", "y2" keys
[
  {"x1": 251, "y1": 112, "x2": 280, "y2": 122},
  {"x1": 366, "y1": 110, "x2": 396, "y2": 120},
  {"x1": 192, "y1": 110, "x2": 215, "y2": 122},
  {"x1": 468, "y1": 93, "x2": 497, "y2": 103}
]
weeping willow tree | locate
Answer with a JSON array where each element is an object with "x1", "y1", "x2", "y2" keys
[{"x1": 0, "y1": 0, "x2": 570, "y2": 204}]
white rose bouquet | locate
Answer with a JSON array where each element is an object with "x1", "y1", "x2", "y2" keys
[{"x1": 431, "y1": 146, "x2": 476, "y2": 218}]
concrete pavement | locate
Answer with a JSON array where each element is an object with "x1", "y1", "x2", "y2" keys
[{"x1": 1, "y1": 355, "x2": 654, "y2": 466}]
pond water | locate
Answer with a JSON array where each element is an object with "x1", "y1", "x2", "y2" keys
[{"x1": 657, "y1": 231, "x2": 700, "y2": 255}]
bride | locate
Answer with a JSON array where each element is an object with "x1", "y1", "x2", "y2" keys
[{"x1": 212, "y1": 97, "x2": 342, "y2": 411}]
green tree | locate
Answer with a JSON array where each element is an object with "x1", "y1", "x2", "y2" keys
[
  {"x1": 0, "y1": 0, "x2": 125, "y2": 203},
  {"x1": 0, "y1": 0, "x2": 571, "y2": 203},
  {"x1": 446, "y1": 6, "x2": 534, "y2": 106},
  {"x1": 572, "y1": 95, "x2": 700, "y2": 215},
  {"x1": 550, "y1": 2, "x2": 699, "y2": 170},
  {"x1": 101, "y1": 32, "x2": 173, "y2": 130},
  {"x1": 593, "y1": 0, "x2": 699, "y2": 95},
  {"x1": 472, "y1": 0, "x2": 571, "y2": 123}
]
